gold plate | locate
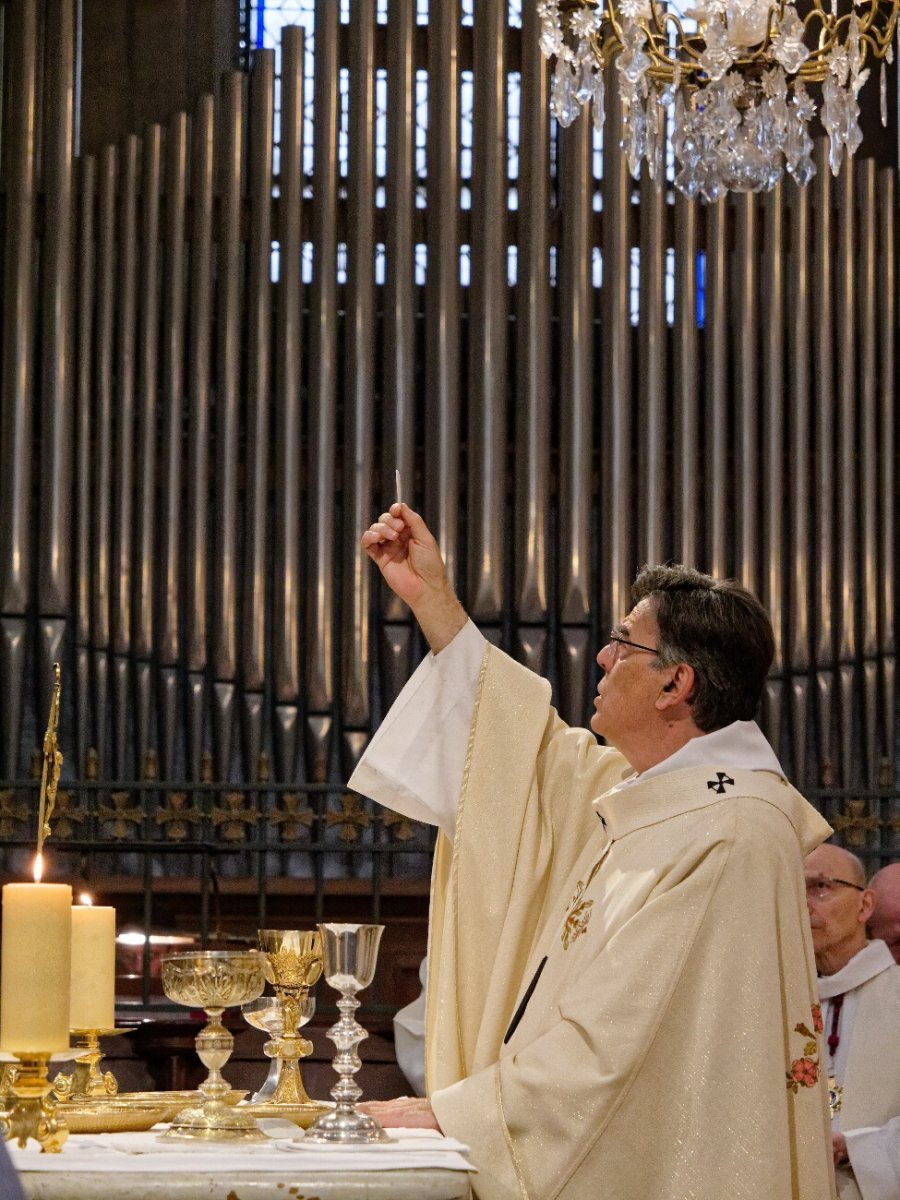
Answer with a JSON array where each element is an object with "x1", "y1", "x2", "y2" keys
[
  {"x1": 243, "y1": 1099, "x2": 331, "y2": 1129},
  {"x1": 113, "y1": 1089, "x2": 246, "y2": 1111},
  {"x1": 62, "y1": 1099, "x2": 174, "y2": 1134},
  {"x1": 60, "y1": 1090, "x2": 247, "y2": 1132}
]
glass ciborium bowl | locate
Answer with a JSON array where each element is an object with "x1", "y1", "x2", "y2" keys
[
  {"x1": 241, "y1": 992, "x2": 325, "y2": 1125},
  {"x1": 159, "y1": 950, "x2": 266, "y2": 1142},
  {"x1": 254, "y1": 930, "x2": 329, "y2": 1126}
]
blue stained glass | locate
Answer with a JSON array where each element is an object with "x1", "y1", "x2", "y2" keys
[
  {"x1": 696, "y1": 252, "x2": 706, "y2": 328},
  {"x1": 256, "y1": 0, "x2": 266, "y2": 48}
]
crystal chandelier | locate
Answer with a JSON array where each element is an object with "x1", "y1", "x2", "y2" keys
[{"x1": 538, "y1": 0, "x2": 900, "y2": 199}]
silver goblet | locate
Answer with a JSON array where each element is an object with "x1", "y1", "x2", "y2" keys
[
  {"x1": 159, "y1": 950, "x2": 266, "y2": 1142},
  {"x1": 304, "y1": 923, "x2": 392, "y2": 1144}
]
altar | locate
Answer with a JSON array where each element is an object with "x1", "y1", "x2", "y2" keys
[{"x1": 12, "y1": 1127, "x2": 474, "y2": 1200}]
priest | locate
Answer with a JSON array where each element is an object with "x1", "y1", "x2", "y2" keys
[
  {"x1": 806, "y1": 843, "x2": 900, "y2": 1199},
  {"x1": 354, "y1": 503, "x2": 835, "y2": 1200}
]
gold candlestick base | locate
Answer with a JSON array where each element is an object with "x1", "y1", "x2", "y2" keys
[
  {"x1": 52, "y1": 1028, "x2": 122, "y2": 1101},
  {"x1": 0, "y1": 1053, "x2": 68, "y2": 1152}
]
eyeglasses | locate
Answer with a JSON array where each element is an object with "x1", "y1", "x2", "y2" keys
[
  {"x1": 608, "y1": 632, "x2": 658, "y2": 664},
  {"x1": 805, "y1": 876, "x2": 866, "y2": 902}
]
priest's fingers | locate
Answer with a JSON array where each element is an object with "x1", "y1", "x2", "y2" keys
[
  {"x1": 361, "y1": 511, "x2": 407, "y2": 548},
  {"x1": 358, "y1": 1097, "x2": 441, "y2": 1131},
  {"x1": 389, "y1": 502, "x2": 437, "y2": 546}
]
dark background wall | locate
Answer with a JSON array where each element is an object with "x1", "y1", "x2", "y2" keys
[{"x1": 79, "y1": 0, "x2": 237, "y2": 154}]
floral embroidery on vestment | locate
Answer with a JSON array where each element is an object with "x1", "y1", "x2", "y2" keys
[
  {"x1": 561, "y1": 879, "x2": 593, "y2": 949},
  {"x1": 785, "y1": 1006, "x2": 822, "y2": 1093}
]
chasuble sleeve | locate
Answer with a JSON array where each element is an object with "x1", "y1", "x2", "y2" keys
[{"x1": 431, "y1": 797, "x2": 834, "y2": 1200}]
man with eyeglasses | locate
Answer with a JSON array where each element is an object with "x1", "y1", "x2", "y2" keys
[
  {"x1": 805, "y1": 843, "x2": 900, "y2": 1200},
  {"x1": 353, "y1": 503, "x2": 834, "y2": 1200}
]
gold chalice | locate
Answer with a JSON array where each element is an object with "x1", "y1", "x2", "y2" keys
[
  {"x1": 159, "y1": 950, "x2": 266, "y2": 1142},
  {"x1": 256, "y1": 930, "x2": 329, "y2": 1126}
]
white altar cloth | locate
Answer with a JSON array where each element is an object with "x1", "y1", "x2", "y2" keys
[{"x1": 10, "y1": 1125, "x2": 474, "y2": 1175}]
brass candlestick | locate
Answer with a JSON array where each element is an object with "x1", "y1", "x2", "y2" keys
[
  {"x1": 160, "y1": 950, "x2": 266, "y2": 1142},
  {"x1": 0, "y1": 1053, "x2": 68, "y2": 1152},
  {"x1": 256, "y1": 930, "x2": 329, "y2": 1126},
  {"x1": 52, "y1": 1028, "x2": 121, "y2": 1101}
]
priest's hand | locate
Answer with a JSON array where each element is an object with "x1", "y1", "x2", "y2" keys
[
  {"x1": 358, "y1": 1096, "x2": 442, "y2": 1132},
  {"x1": 361, "y1": 503, "x2": 467, "y2": 653},
  {"x1": 832, "y1": 1132, "x2": 849, "y2": 1167}
]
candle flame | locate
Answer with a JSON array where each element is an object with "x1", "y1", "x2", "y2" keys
[
  {"x1": 33, "y1": 853, "x2": 44, "y2": 883},
  {"x1": 78, "y1": 892, "x2": 94, "y2": 906}
]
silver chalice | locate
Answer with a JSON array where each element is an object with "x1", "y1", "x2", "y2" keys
[{"x1": 304, "y1": 923, "x2": 392, "y2": 1144}]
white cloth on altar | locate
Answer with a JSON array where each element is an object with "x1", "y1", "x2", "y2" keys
[
  {"x1": 816, "y1": 939, "x2": 900, "y2": 1200},
  {"x1": 9, "y1": 1126, "x2": 474, "y2": 1174},
  {"x1": 349, "y1": 620, "x2": 786, "y2": 838}
]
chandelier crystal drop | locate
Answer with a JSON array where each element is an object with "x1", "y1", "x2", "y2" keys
[{"x1": 538, "y1": 0, "x2": 900, "y2": 199}]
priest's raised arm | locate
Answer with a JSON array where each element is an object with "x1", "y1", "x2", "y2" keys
[{"x1": 353, "y1": 503, "x2": 836, "y2": 1200}]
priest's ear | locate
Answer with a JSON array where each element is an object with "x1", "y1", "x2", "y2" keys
[{"x1": 655, "y1": 663, "x2": 695, "y2": 712}]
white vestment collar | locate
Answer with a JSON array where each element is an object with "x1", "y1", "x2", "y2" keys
[
  {"x1": 817, "y1": 939, "x2": 896, "y2": 999},
  {"x1": 607, "y1": 720, "x2": 784, "y2": 795}
]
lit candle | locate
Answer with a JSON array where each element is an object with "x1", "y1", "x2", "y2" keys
[
  {"x1": 70, "y1": 900, "x2": 116, "y2": 1030},
  {"x1": 0, "y1": 865, "x2": 72, "y2": 1054}
]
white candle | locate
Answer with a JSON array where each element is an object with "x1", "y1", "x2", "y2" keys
[
  {"x1": 70, "y1": 904, "x2": 116, "y2": 1030},
  {"x1": 1, "y1": 881, "x2": 72, "y2": 1053}
]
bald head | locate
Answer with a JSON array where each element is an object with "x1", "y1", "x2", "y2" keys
[
  {"x1": 869, "y1": 863, "x2": 900, "y2": 964},
  {"x1": 805, "y1": 843, "x2": 874, "y2": 975},
  {"x1": 805, "y1": 844, "x2": 866, "y2": 888}
]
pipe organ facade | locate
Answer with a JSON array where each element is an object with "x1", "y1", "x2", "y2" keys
[{"x1": 0, "y1": 0, "x2": 896, "y2": 891}]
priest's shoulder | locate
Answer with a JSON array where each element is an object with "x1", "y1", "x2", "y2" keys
[
  {"x1": 728, "y1": 784, "x2": 828, "y2": 866},
  {"x1": 539, "y1": 711, "x2": 630, "y2": 784}
]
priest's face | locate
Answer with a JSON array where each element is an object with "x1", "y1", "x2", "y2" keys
[
  {"x1": 804, "y1": 844, "x2": 874, "y2": 975},
  {"x1": 591, "y1": 598, "x2": 666, "y2": 756}
]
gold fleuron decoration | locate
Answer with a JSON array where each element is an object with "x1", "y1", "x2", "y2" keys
[
  {"x1": 36, "y1": 664, "x2": 63, "y2": 858},
  {"x1": 538, "y1": 0, "x2": 900, "y2": 197}
]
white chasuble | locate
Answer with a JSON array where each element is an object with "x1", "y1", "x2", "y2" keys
[{"x1": 358, "y1": 640, "x2": 836, "y2": 1200}]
